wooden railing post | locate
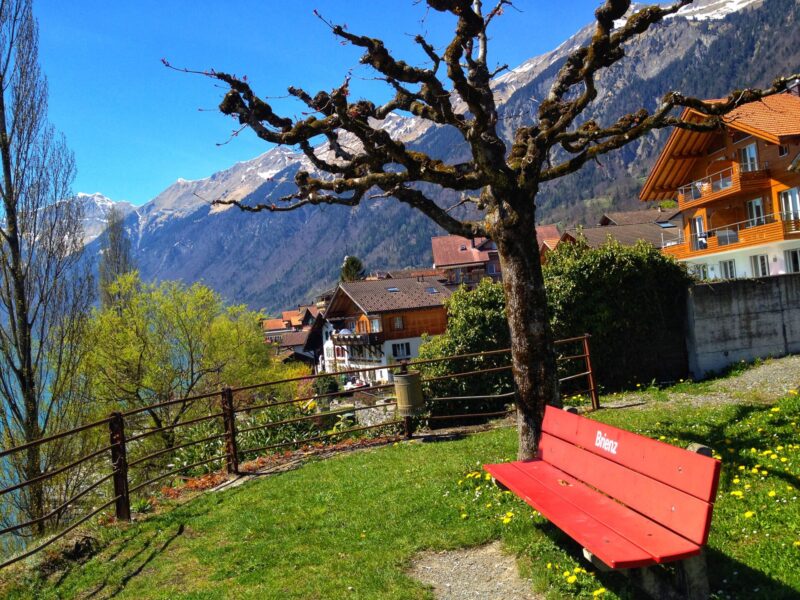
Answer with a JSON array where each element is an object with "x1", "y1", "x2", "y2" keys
[
  {"x1": 108, "y1": 412, "x2": 131, "y2": 522},
  {"x1": 220, "y1": 387, "x2": 239, "y2": 475},
  {"x1": 582, "y1": 334, "x2": 600, "y2": 411}
]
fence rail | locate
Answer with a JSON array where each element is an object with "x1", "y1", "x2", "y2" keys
[{"x1": 0, "y1": 333, "x2": 597, "y2": 569}]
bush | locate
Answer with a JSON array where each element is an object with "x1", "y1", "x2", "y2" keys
[
  {"x1": 544, "y1": 239, "x2": 691, "y2": 389},
  {"x1": 418, "y1": 279, "x2": 514, "y2": 423}
]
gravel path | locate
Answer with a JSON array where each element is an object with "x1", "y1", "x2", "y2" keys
[
  {"x1": 601, "y1": 354, "x2": 800, "y2": 409},
  {"x1": 409, "y1": 542, "x2": 540, "y2": 600}
]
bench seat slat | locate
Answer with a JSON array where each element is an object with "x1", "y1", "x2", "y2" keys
[
  {"x1": 486, "y1": 461, "x2": 660, "y2": 569},
  {"x1": 542, "y1": 406, "x2": 721, "y2": 503},
  {"x1": 485, "y1": 460, "x2": 702, "y2": 566},
  {"x1": 538, "y1": 432, "x2": 713, "y2": 545}
]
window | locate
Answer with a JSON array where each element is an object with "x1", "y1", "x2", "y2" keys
[
  {"x1": 386, "y1": 287, "x2": 399, "y2": 293},
  {"x1": 785, "y1": 249, "x2": 800, "y2": 274},
  {"x1": 746, "y1": 198, "x2": 765, "y2": 227},
  {"x1": 486, "y1": 262, "x2": 498, "y2": 275},
  {"x1": 392, "y1": 316, "x2": 404, "y2": 331},
  {"x1": 370, "y1": 318, "x2": 381, "y2": 332},
  {"x1": 779, "y1": 145, "x2": 789, "y2": 157},
  {"x1": 691, "y1": 264, "x2": 709, "y2": 280},
  {"x1": 750, "y1": 254, "x2": 770, "y2": 278},
  {"x1": 425, "y1": 286, "x2": 439, "y2": 294},
  {"x1": 738, "y1": 142, "x2": 759, "y2": 172},
  {"x1": 779, "y1": 188, "x2": 800, "y2": 221},
  {"x1": 459, "y1": 244, "x2": 467, "y2": 251},
  {"x1": 719, "y1": 259, "x2": 736, "y2": 279},
  {"x1": 392, "y1": 342, "x2": 411, "y2": 359}
]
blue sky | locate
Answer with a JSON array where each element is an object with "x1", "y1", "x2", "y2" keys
[{"x1": 37, "y1": 1, "x2": 603, "y2": 205}]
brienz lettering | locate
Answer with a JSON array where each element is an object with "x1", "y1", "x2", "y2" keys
[{"x1": 595, "y1": 430, "x2": 618, "y2": 455}]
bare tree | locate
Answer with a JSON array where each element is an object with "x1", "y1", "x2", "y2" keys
[
  {"x1": 98, "y1": 205, "x2": 134, "y2": 308},
  {"x1": 0, "y1": 0, "x2": 93, "y2": 535},
  {"x1": 187, "y1": 0, "x2": 798, "y2": 459}
]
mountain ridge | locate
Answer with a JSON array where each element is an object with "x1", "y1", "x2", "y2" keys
[{"x1": 82, "y1": 0, "x2": 799, "y2": 313}]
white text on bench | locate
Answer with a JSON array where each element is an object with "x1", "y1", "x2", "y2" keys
[{"x1": 595, "y1": 430, "x2": 618, "y2": 455}]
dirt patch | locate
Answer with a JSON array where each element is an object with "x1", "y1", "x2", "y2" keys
[{"x1": 409, "y1": 541, "x2": 541, "y2": 600}]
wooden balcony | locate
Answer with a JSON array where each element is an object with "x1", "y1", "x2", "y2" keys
[
  {"x1": 663, "y1": 213, "x2": 800, "y2": 260},
  {"x1": 331, "y1": 331, "x2": 384, "y2": 346},
  {"x1": 676, "y1": 162, "x2": 771, "y2": 210}
]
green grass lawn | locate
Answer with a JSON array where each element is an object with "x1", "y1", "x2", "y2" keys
[{"x1": 3, "y1": 391, "x2": 800, "y2": 599}]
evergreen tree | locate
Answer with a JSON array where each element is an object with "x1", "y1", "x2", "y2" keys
[
  {"x1": 99, "y1": 205, "x2": 135, "y2": 307},
  {"x1": 340, "y1": 255, "x2": 365, "y2": 282}
]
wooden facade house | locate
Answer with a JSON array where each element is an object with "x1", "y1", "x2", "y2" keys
[{"x1": 640, "y1": 89, "x2": 800, "y2": 279}]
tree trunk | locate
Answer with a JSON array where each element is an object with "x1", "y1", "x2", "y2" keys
[{"x1": 495, "y1": 219, "x2": 560, "y2": 461}]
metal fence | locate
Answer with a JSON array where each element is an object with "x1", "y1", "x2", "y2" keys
[{"x1": 0, "y1": 333, "x2": 597, "y2": 569}]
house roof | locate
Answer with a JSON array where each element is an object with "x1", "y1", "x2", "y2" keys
[
  {"x1": 262, "y1": 318, "x2": 290, "y2": 332},
  {"x1": 281, "y1": 310, "x2": 303, "y2": 327},
  {"x1": 278, "y1": 330, "x2": 311, "y2": 348},
  {"x1": 562, "y1": 222, "x2": 682, "y2": 249},
  {"x1": 432, "y1": 225, "x2": 560, "y2": 268},
  {"x1": 641, "y1": 92, "x2": 800, "y2": 201},
  {"x1": 326, "y1": 278, "x2": 451, "y2": 316},
  {"x1": 599, "y1": 208, "x2": 680, "y2": 226},
  {"x1": 431, "y1": 235, "x2": 494, "y2": 268},
  {"x1": 721, "y1": 93, "x2": 800, "y2": 142},
  {"x1": 386, "y1": 268, "x2": 447, "y2": 280}
]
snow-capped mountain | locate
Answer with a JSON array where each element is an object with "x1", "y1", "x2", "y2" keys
[
  {"x1": 76, "y1": 193, "x2": 135, "y2": 243},
  {"x1": 85, "y1": 0, "x2": 798, "y2": 312}
]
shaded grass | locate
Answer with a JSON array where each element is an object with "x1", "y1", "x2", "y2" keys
[{"x1": 3, "y1": 392, "x2": 800, "y2": 599}]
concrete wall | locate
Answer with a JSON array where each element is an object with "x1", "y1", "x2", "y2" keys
[{"x1": 686, "y1": 273, "x2": 800, "y2": 378}]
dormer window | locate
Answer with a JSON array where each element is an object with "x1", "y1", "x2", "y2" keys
[
  {"x1": 387, "y1": 287, "x2": 399, "y2": 293},
  {"x1": 459, "y1": 244, "x2": 467, "y2": 251},
  {"x1": 425, "y1": 287, "x2": 439, "y2": 294}
]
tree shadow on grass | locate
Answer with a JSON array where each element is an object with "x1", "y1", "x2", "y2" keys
[{"x1": 77, "y1": 522, "x2": 185, "y2": 599}]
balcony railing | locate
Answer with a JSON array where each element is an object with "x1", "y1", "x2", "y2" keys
[
  {"x1": 665, "y1": 212, "x2": 800, "y2": 258},
  {"x1": 331, "y1": 331, "x2": 384, "y2": 346},
  {"x1": 676, "y1": 161, "x2": 770, "y2": 206}
]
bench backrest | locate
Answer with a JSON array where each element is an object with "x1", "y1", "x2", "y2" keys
[{"x1": 538, "y1": 406, "x2": 721, "y2": 545}]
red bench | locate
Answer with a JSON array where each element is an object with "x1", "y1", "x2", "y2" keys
[{"x1": 484, "y1": 406, "x2": 721, "y2": 598}]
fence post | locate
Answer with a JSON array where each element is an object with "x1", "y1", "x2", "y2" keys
[
  {"x1": 398, "y1": 360, "x2": 416, "y2": 439},
  {"x1": 582, "y1": 334, "x2": 600, "y2": 411},
  {"x1": 108, "y1": 412, "x2": 131, "y2": 522},
  {"x1": 220, "y1": 387, "x2": 239, "y2": 475}
]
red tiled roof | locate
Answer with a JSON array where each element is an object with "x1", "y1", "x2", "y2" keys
[
  {"x1": 721, "y1": 93, "x2": 800, "y2": 142},
  {"x1": 536, "y1": 224, "x2": 561, "y2": 242},
  {"x1": 431, "y1": 235, "x2": 493, "y2": 268},
  {"x1": 432, "y1": 226, "x2": 559, "y2": 267},
  {"x1": 281, "y1": 310, "x2": 303, "y2": 327},
  {"x1": 262, "y1": 318, "x2": 289, "y2": 331}
]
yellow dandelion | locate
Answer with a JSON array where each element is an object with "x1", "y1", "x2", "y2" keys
[
  {"x1": 593, "y1": 589, "x2": 607, "y2": 597},
  {"x1": 768, "y1": 490, "x2": 776, "y2": 497},
  {"x1": 730, "y1": 491, "x2": 743, "y2": 497},
  {"x1": 771, "y1": 407, "x2": 780, "y2": 413},
  {"x1": 761, "y1": 470, "x2": 768, "y2": 475},
  {"x1": 744, "y1": 511, "x2": 755, "y2": 518},
  {"x1": 567, "y1": 575, "x2": 577, "y2": 584},
  {"x1": 563, "y1": 570, "x2": 571, "y2": 578},
  {"x1": 733, "y1": 478, "x2": 740, "y2": 484},
  {"x1": 547, "y1": 562, "x2": 552, "y2": 569},
  {"x1": 501, "y1": 517, "x2": 511, "y2": 524}
]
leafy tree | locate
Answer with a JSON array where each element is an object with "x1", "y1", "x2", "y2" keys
[
  {"x1": 0, "y1": 0, "x2": 94, "y2": 534},
  {"x1": 184, "y1": 0, "x2": 798, "y2": 459},
  {"x1": 98, "y1": 205, "x2": 135, "y2": 308},
  {"x1": 86, "y1": 273, "x2": 281, "y2": 448},
  {"x1": 340, "y1": 255, "x2": 365, "y2": 282}
]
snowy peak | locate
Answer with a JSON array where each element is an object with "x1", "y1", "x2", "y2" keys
[
  {"x1": 75, "y1": 193, "x2": 136, "y2": 244},
  {"x1": 672, "y1": 0, "x2": 763, "y2": 21}
]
